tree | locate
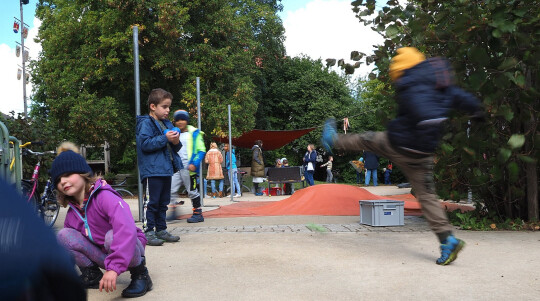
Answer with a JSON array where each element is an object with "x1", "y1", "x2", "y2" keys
[
  {"x1": 249, "y1": 55, "x2": 362, "y2": 181},
  {"x1": 346, "y1": 0, "x2": 538, "y2": 220},
  {"x1": 33, "y1": 0, "x2": 285, "y2": 172},
  {"x1": 350, "y1": 77, "x2": 392, "y2": 132}
]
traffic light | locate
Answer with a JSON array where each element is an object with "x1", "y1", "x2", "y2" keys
[{"x1": 21, "y1": 0, "x2": 30, "y2": 5}]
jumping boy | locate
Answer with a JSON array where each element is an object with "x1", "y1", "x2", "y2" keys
[
  {"x1": 322, "y1": 47, "x2": 484, "y2": 265},
  {"x1": 169, "y1": 109, "x2": 207, "y2": 223},
  {"x1": 136, "y1": 88, "x2": 182, "y2": 246}
]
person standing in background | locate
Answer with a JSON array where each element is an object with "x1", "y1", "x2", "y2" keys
[
  {"x1": 363, "y1": 151, "x2": 379, "y2": 186},
  {"x1": 320, "y1": 156, "x2": 334, "y2": 183},
  {"x1": 205, "y1": 142, "x2": 224, "y2": 198},
  {"x1": 303, "y1": 144, "x2": 317, "y2": 186},
  {"x1": 251, "y1": 140, "x2": 265, "y2": 196},
  {"x1": 224, "y1": 143, "x2": 242, "y2": 198}
]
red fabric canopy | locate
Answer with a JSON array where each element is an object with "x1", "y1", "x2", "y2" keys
[{"x1": 213, "y1": 128, "x2": 316, "y2": 150}]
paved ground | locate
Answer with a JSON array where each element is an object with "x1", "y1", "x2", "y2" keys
[{"x1": 53, "y1": 185, "x2": 540, "y2": 300}]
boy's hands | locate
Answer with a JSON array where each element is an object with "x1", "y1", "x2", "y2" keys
[
  {"x1": 188, "y1": 164, "x2": 196, "y2": 172},
  {"x1": 99, "y1": 270, "x2": 118, "y2": 293},
  {"x1": 166, "y1": 130, "x2": 180, "y2": 145}
]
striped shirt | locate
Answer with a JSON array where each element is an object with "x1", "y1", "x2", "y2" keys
[{"x1": 321, "y1": 161, "x2": 332, "y2": 170}]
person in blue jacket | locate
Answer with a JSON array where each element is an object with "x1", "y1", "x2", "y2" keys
[
  {"x1": 363, "y1": 151, "x2": 379, "y2": 186},
  {"x1": 303, "y1": 144, "x2": 317, "y2": 186},
  {"x1": 136, "y1": 88, "x2": 183, "y2": 246},
  {"x1": 322, "y1": 47, "x2": 484, "y2": 265},
  {"x1": 224, "y1": 143, "x2": 242, "y2": 197}
]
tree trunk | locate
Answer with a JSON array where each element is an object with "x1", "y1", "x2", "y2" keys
[{"x1": 526, "y1": 161, "x2": 538, "y2": 221}]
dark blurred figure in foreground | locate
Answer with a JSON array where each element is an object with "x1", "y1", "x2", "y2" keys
[
  {"x1": 322, "y1": 47, "x2": 484, "y2": 265},
  {"x1": 0, "y1": 179, "x2": 86, "y2": 300}
]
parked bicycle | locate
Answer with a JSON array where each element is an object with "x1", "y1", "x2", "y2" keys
[
  {"x1": 15, "y1": 142, "x2": 60, "y2": 227},
  {"x1": 111, "y1": 177, "x2": 134, "y2": 197}
]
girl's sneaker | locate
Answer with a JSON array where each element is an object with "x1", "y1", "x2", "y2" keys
[
  {"x1": 436, "y1": 235, "x2": 465, "y2": 265},
  {"x1": 79, "y1": 263, "x2": 103, "y2": 288}
]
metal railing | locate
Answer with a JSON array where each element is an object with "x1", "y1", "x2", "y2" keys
[{"x1": 0, "y1": 120, "x2": 22, "y2": 190}]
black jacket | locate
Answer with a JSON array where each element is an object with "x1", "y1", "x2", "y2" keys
[
  {"x1": 387, "y1": 58, "x2": 481, "y2": 153},
  {"x1": 363, "y1": 151, "x2": 379, "y2": 170}
]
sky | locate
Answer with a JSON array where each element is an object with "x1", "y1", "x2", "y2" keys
[{"x1": 0, "y1": 0, "x2": 384, "y2": 115}]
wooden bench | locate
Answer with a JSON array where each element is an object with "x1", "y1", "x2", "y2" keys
[{"x1": 265, "y1": 166, "x2": 304, "y2": 195}]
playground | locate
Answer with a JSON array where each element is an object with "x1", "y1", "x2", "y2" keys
[{"x1": 47, "y1": 185, "x2": 540, "y2": 300}]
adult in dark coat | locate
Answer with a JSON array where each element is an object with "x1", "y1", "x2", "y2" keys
[
  {"x1": 251, "y1": 140, "x2": 265, "y2": 195},
  {"x1": 363, "y1": 151, "x2": 379, "y2": 186}
]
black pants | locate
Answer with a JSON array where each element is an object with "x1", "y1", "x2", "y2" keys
[{"x1": 146, "y1": 176, "x2": 171, "y2": 232}]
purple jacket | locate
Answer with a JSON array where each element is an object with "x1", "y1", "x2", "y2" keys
[{"x1": 63, "y1": 179, "x2": 147, "y2": 275}]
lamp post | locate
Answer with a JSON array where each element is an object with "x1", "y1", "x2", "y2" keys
[{"x1": 19, "y1": 0, "x2": 29, "y2": 118}]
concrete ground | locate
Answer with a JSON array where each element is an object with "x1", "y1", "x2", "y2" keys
[{"x1": 54, "y1": 185, "x2": 540, "y2": 300}]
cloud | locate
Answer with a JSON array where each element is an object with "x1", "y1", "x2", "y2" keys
[
  {"x1": 281, "y1": 0, "x2": 383, "y2": 77},
  {"x1": 0, "y1": 18, "x2": 42, "y2": 116}
]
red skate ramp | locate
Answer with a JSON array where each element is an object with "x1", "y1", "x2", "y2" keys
[{"x1": 190, "y1": 184, "x2": 427, "y2": 218}]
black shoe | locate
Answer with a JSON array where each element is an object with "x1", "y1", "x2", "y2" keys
[
  {"x1": 122, "y1": 258, "x2": 153, "y2": 298},
  {"x1": 79, "y1": 263, "x2": 103, "y2": 289},
  {"x1": 145, "y1": 230, "x2": 165, "y2": 246},
  {"x1": 187, "y1": 208, "x2": 204, "y2": 223},
  {"x1": 156, "y1": 229, "x2": 180, "y2": 242}
]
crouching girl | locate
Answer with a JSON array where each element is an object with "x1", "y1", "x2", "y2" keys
[{"x1": 52, "y1": 142, "x2": 151, "y2": 298}]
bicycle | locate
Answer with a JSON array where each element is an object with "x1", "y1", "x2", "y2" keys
[
  {"x1": 15, "y1": 142, "x2": 60, "y2": 227},
  {"x1": 111, "y1": 178, "x2": 134, "y2": 198}
]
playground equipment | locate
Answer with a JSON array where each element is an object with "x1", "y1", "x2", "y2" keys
[{"x1": 80, "y1": 141, "x2": 110, "y2": 174}]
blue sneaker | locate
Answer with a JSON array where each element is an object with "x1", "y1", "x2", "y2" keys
[
  {"x1": 436, "y1": 235, "x2": 465, "y2": 265},
  {"x1": 321, "y1": 118, "x2": 337, "y2": 154},
  {"x1": 187, "y1": 208, "x2": 204, "y2": 223}
]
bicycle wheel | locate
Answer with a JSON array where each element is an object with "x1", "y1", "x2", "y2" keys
[
  {"x1": 116, "y1": 188, "x2": 134, "y2": 198},
  {"x1": 41, "y1": 189, "x2": 60, "y2": 227},
  {"x1": 21, "y1": 181, "x2": 40, "y2": 217}
]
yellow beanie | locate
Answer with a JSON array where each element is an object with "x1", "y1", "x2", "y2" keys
[{"x1": 389, "y1": 47, "x2": 426, "y2": 81}]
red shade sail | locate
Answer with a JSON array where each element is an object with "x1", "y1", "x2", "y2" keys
[{"x1": 212, "y1": 128, "x2": 317, "y2": 150}]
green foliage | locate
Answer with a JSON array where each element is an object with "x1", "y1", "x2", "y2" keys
[
  {"x1": 348, "y1": 0, "x2": 539, "y2": 220},
  {"x1": 254, "y1": 56, "x2": 355, "y2": 166},
  {"x1": 32, "y1": 0, "x2": 285, "y2": 172},
  {"x1": 448, "y1": 208, "x2": 539, "y2": 231},
  {"x1": 0, "y1": 113, "x2": 63, "y2": 183}
]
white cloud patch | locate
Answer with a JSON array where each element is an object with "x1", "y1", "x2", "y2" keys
[
  {"x1": 0, "y1": 18, "x2": 42, "y2": 115},
  {"x1": 281, "y1": 0, "x2": 383, "y2": 76}
]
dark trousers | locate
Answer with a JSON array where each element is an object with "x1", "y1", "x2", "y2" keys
[
  {"x1": 305, "y1": 170, "x2": 315, "y2": 186},
  {"x1": 146, "y1": 176, "x2": 171, "y2": 232},
  {"x1": 334, "y1": 131, "x2": 454, "y2": 235}
]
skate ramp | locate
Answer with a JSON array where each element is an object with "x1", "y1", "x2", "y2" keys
[{"x1": 180, "y1": 184, "x2": 472, "y2": 219}]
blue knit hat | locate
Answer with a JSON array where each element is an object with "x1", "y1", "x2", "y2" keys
[
  {"x1": 173, "y1": 109, "x2": 189, "y2": 122},
  {"x1": 49, "y1": 150, "x2": 93, "y2": 185}
]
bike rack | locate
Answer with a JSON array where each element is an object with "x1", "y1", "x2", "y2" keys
[
  {"x1": 0, "y1": 120, "x2": 22, "y2": 190},
  {"x1": 0, "y1": 121, "x2": 9, "y2": 180},
  {"x1": 10, "y1": 137, "x2": 22, "y2": 191}
]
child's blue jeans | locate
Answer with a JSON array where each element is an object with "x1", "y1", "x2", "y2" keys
[{"x1": 211, "y1": 179, "x2": 224, "y2": 193}]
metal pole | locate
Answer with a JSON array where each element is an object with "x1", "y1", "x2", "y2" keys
[
  {"x1": 20, "y1": 1, "x2": 27, "y2": 118},
  {"x1": 228, "y1": 105, "x2": 235, "y2": 202},
  {"x1": 197, "y1": 77, "x2": 204, "y2": 206},
  {"x1": 133, "y1": 26, "x2": 144, "y2": 222}
]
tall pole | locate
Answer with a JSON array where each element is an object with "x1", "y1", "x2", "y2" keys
[
  {"x1": 133, "y1": 26, "x2": 144, "y2": 221},
  {"x1": 228, "y1": 105, "x2": 235, "y2": 202},
  {"x1": 197, "y1": 77, "x2": 204, "y2": 206},
  {"x1": 20, "y1": 1, "x2": 27, "y2": 118}
]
